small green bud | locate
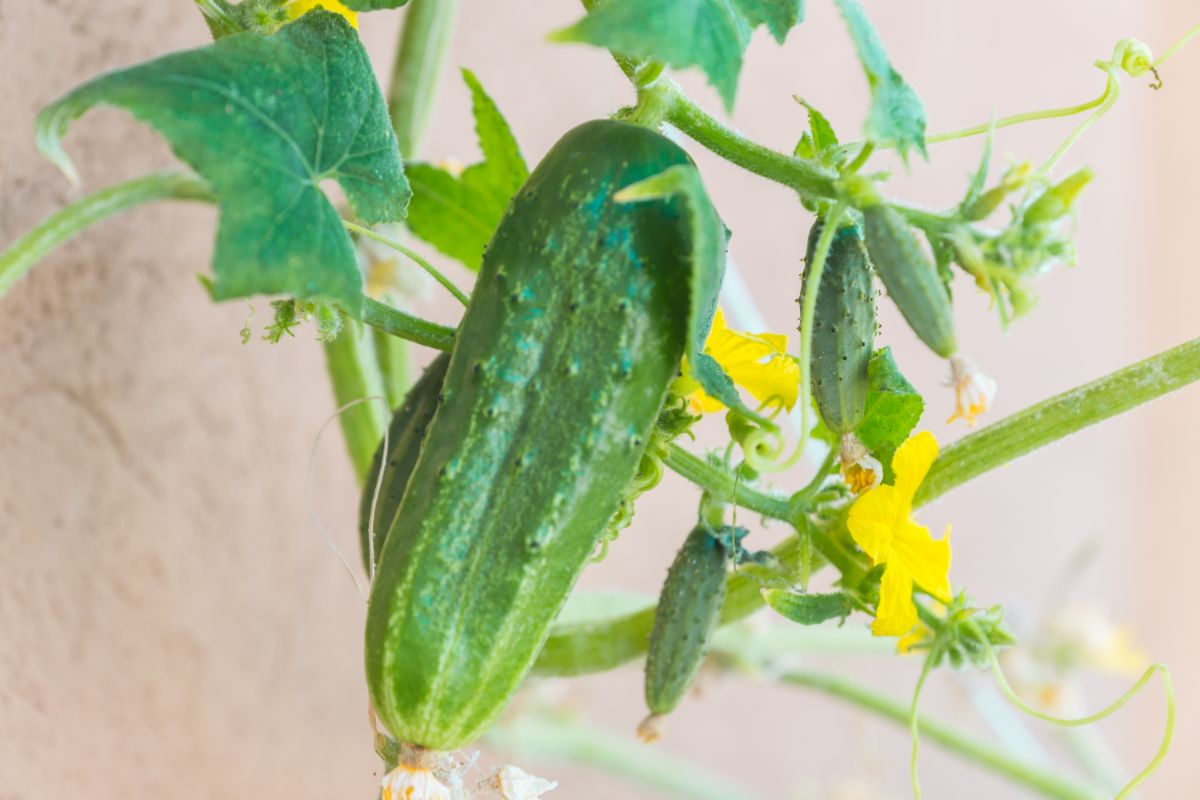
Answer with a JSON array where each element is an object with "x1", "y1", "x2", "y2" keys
[{"x1": 1024, "y1": 167, "x2": 1094, "y2": 224}]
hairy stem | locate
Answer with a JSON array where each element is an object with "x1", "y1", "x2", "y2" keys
[
  {"x1": 323, "y1": 320, "x2": 390, "y2": 484},
  {"x1": 388, "y1": 0, "x2": 461, "y2": 158},
  {"x1": 360, "y1": 296, "x2": 455, "y2": 352},
  {"x1": 779, "y1": 669, "x2": 1104, "y2": 800},
  {"x1": 0, "y1": 171, "x2": 212, "y2": 299},
  {"x1": 916, "y1": 337, "x2": 1200, "y2": 506}
]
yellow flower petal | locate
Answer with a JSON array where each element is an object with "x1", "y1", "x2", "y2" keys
[
  {"x1": 722, "y1": 354, "x2": 800, "y2": 411},
  {"x1": 873, "y1": 563, "x2": 918, "y2": 636},
  {"x1": 891, "y1": 430, "x2": 939, "y2": 502},
  {"x1": 846, "y1": 484, "x2": 905, "y2": 564},
  {"x1": 891, "y1": 522, "x2": 953, "y2": 604},
  {"x1": 287, "y1": 0, "x2": 359, "y2": 27}
]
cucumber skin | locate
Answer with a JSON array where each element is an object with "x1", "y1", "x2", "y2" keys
[
  {"x1": 644, "y1": 525, "x2": 731, "y2": 716},
  {"x1": 803, "y1": 220, "x2": 875, "y2": 434},
  {"x1": 358, "y1": 353, "x2": 450, "y2": 574},
  {"x1": 366, "y1": 120, "x2": 709, "y2": 750},
  {"x1": 863, "y1": 205, "x2": 957, "y2": 359}
]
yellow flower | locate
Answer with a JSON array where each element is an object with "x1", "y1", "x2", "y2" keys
[
  {"x1": 675, "y1": 308, "x2": 799, "y2": 414},
  {"x1": 847, "y1": 431, "x2": 952, "y2": 637},
  {"x1": 286, "y1": 0, "x2": 359, "y2": 28}
]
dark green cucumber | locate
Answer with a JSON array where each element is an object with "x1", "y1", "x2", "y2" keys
[
  {"x1": 358, "y1": 353, "x2": 450, "y2": 573},
  {"x1": 862, "y1": 204, "x2": 957, "y2": 358},
  {"x1": 644, "y1": 524, "x2": 733, "y2": 722},
  {"x1": 802, "y1": 218, "x2": 875, "y2": 434},
  {"x1": 365, "y1": 119, "x2": 723, "y2": 751}
]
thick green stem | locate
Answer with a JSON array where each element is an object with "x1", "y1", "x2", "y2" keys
[
  {"x1": 779, "y1": 669, "x2": 1104, "y2": 800},
  {"x1": 322, "y1": 320, "x2": 390, "y2": 485},
  {"x1": 661, "y1": 443, "x2": 792, "y2": 522},
  {"x1": 916, "y1": 337, "x2": 1200, "y2": 507},
  {"x1": 485, "y1": 711, "x2": 763, "y2": 800},
  {"x1": 360, "y1": 296, "x2": 454, "y2": 351},
  {"x1": 388, "y1": 0, "x2": 460, "y2": 157},
  {"x1": 0, "y1": 171, "x2": 212, "y2": 299},
  {"x1": 666, "y1": 92, "x2": 838, "y2": 198}
]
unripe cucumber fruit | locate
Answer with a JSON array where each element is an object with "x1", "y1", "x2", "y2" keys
[
  {"x1": 644, "y1": 524, "x2": 733, "y2": 722},
  {"x1": 365, "y1": 119, "x2": 722, "y2": 751},
  {"x1": 802, "y1": 219, "x2": 875, "y2": 434},
  {"x1": 358, "y1": 353, "x2": 450, "y2": 573},
  {"x1": 862, "y1": 205, "x2": 957, "y2": 358}
]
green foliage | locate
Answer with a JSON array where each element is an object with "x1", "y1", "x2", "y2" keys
[
  {"x1": 553, "y1": 0, "x2": 805, "y2": 111},
  {"x1": 762, "y1": 588, "x2": 851, "y2": 625},
  {"x1": 405, "y1": 69, "x2": 528, "y2": 271},
  {"x1": 36, "y1": 12, "x2": 408, "y2": 312},
  {"x1": 832, "y1": 0, "x2": 927, "y2": 160},
  {"x1": 793, "y1": 97, "x2": 841, "y2": 166},
  {"x1": 857, "y1": 348, "x2": 924, "y2": 480},
  {"x1": 343, "y1": 0, "x2": 410, "y2": 9}
]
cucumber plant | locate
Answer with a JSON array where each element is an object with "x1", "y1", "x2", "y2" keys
[{"x1": 2, "y1": 1, "x2": 1196, "y2": 798}]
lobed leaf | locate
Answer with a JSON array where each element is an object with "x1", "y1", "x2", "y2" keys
[
  {"x1": 857, "y1": 347, "x2": 924, "y2": 480},
  {"x1": 404, "y1": 69, "x2": 527, "y2": 271},
  {"x1": 36, "y1": 11, "x2": 407, "y2": 312},
  {"x1": 833, "y1": 0, "x2": 927, "y2": 160}
]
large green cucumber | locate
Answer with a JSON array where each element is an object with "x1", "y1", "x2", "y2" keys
[
  {"x1": 365, "y1": 119, "x2": 722, "y2": 751},
  {"x1": 802, "y1": 218, "x2": 875, "y2": 434},
  {"x1": 862, "y1": 204, "x2": 957, "y2": 359},
  {"x1": 643, "y1": 524, "x2": 733, "y2": 728},
  {"x1": 357, "y1": 353, "x2": 450, "y2": 573}
]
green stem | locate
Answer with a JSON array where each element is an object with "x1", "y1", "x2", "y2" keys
[
  {"x1": 665, "y1": 91, "x2": 838, "y2": 198},
  {"x1": 322, "y1": 320, "x2": 390, "y2": 485},
  {"x1": 344, "y1": 221, "x2": 469, "y2": 306},
  {"x1": 915, "y1": 337, "x2": 1200, "y2": 507},
  {"x1": 485, "y1": 710, "x2": 763, "y2": 800},
  {"x1": 360, "y1": 296, "x2": 455, "y2": 351},
  {"x1": 372, "y1": 327, "x2": 412, "y2": 409},
  {"x1": 662, "y1": 443, "x2": 792, "y2": 522},
  {"x1": 0, "y1": 171, "x2": 212, "y2": 299},
  {"x1": 388, "y1": 0, "x2": 461, "y2": 157},
  {"x1": 780, "y1": 669, "x2": 1104, "y2": 800}
]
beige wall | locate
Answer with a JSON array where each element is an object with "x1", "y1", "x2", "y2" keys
[{"x1": 1, "y1": 1, "x2": 1196, "y2": 797}]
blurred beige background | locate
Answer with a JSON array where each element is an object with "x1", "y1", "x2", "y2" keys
[{"x1": 1, "y1": 1, "x2": 1197, "y2": 797}]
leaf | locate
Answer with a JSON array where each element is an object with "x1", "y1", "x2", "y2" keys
[
  {"x1": 762, "y1": 588, "x2": 851, "y2": 625},
  {"x1": 857, "y1": 347, "x2": 924, "y2": 481},
  {"x1": 832, "y1": 0, "x2": 926, "y2": 160},
  {"x1": 36, "y1": 12, "x2": 407, "y2": 313},
  {"x1": 793, "y1": 97, "x2": 839, "y2": 162},
  {"x1": 404, "y1": 69, "x2": 527, "y2": 272},
  {"x1": 553, "y1": 0, "x2": 805, "y2": 112}
]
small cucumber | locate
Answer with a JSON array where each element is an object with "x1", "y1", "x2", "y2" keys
[
  {"x1": 802, "y1": 218, "x2": 875, "y2": 434},
  {"x1": 365, "y1": 119, "x2": 724, "y2": 751},
  {"x1": 642, "y1": 524, "x2": 734, "y2": 734},
  {"x1": 862, "y1": 204, "x2": 957, "y2": 358},
  {"x1": 358, "y1": 353, "x2": 450, "y2": 573}
]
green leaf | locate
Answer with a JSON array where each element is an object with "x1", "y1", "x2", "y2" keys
[
  {"x1": 553, "y1": 0, "x2": 804, "y2": 112},
  {"x1": 36, "y1": 11, "x2": 407, "y2": 312},
  {"x1": 404, "y1": 69, "x2": 527, "y2": 272},
  {"x1": 832, "y1": 0, "x2": 926, "y2": 160},
  {"x1": 343, "y1": 0, "x2": 410, "y2": 9},
  {"x1": 793, "y1": 97, "x2": 839, "y2": 162},
  {"x1": 856, "y1": 347, "x2": 924, "y2": 480},
  {"x1": 762, "y1": 588, "x2": 851, "y2": 625}
]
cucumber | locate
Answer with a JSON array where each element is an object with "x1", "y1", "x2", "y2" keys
[
  {"x1": 862, "y1": 204, "x2": 957, "y2": 359},
  {"x1": 802, "y1": 218, "x2": 875, "y2": 434},
  {"x1": 642, "y1": 524, "x2": 734, "y2": 736},
  {"x1": 365, "y1": 119, "x2": 723, "y2": 751},
  {"x1": 358, "y1": 353, "x2": 450, "y2": 573}
]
